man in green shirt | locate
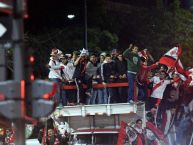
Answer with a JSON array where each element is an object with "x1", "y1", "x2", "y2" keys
[{"x1": 123, "y1": 44, "x2": 141, "y2": 103}]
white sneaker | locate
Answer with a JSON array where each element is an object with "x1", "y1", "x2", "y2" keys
[{"x1": 129, "y1": 100, "x2": 134, "y2": 104}]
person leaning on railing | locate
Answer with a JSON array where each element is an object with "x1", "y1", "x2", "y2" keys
[
  {"x1": 48, "y1": 48, "x2": 65, "y2": 106},
  {"x1": 114, "y1": 52, "x2": 128, "y2": 103},
  {"x1": 85, "y1": 53, "x2": 98, "y2": 104},
  {"x1": 99, "y1": 54, "x2": 117, "y2": 104}
]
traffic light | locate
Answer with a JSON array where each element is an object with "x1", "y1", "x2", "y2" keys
[
  {"x1": 31, "y1": 80, "x2": 57, "y2": 118},
  {"x1": 0, "y1": 81, "x2": 20, "y2": 99},
  {"x1": 0, "y1": 80, "x2": 23, "y2": 119}
]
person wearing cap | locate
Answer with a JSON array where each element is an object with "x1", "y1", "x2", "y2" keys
[
  {"x1": 60, "y1": 54, "x2": 79, "y2": 106},
  {"x1": 48, "y1": 48, "x2": 64, "y2": 80},
  {"x1": 56, "y1": 55, "x2": 71, "y2": 106},
  {"x1": 48, "y1": 48, "x2": 64, "y2": 106},
  {"x1": 72, "y1": 48, "x2": 89, "y2": 104}
]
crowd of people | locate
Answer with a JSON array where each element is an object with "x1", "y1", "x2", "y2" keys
[
  {"x1": 0, "y1": 128, "x2": 15, "y2": 145},
  {"x1": 0, "y1": 44, "x2": 192, "y2": 145},
  {"x1": 47, "y1": 44, "x2": 193, "y2": 145}
]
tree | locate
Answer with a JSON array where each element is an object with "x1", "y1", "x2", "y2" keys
[{"x1": 25, "y1": 27, "x2": 118, "y2": 78}]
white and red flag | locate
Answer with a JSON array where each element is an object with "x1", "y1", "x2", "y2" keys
[
  {"x1": 159, "y1": 46, "x2": 182, "y2": 68},
  {"x1": 175, "y1": 60, "x2": 193, "y2": 86},
  {"x1": 159, "y1": 46, "x2": 193, "y2": 86}
]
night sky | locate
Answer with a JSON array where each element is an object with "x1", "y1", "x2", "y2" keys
[
  {"x1": 25, "y1": 0, "x2": 85, "y2": 33},
  {"x1": 24, "y1": 0, "x2": 192, "y2": 33}
]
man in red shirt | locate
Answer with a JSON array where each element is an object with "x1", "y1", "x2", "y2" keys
[{"x1": 137, "y1": 56, "x2": 158, "y2": 101}]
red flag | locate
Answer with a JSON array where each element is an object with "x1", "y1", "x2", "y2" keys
[
  {"x1": 176, "y1": 61, "x2": 193, "y2": 86},
  {"x1": 146, "y1": 121, "x2": 169, "y2": 144},
  {"x1": 175, "y1": 60, "x2": 189, "y2": 77},
  {"x1": 159, "y1": 46, "x2": 182, "y2": 68},
  {"x1": 42, "y1": 128, "x2": 47, "y2": 145},
  {"x1": 117, "y1": 121, "x2": 127, "y2": 145},
  {"x1": 136, "y1": 135, "x2": 143, "y2": 145},
  {"x1": 146, "y1": 121, "x2": 164, "y2": 140}
]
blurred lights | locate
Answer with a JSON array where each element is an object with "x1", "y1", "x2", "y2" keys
[
  {"x1": 0, "y1": 94, "x2": 5, "y2": 101},
  {"x1": 30, "y1": 74, "x2": 35, "y2": 81},
  {"x1": 0, "y1": 2, "x2": 10, "y2": 8},
  {"x1": 29, "y1": 55, "x2": 35, "y2": 63},
  {"x1": 29, "y1": 55, "x2": 35, "y2": 81}
]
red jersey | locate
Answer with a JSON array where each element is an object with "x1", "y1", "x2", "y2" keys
[{"x1": 137, "y1": 63, "x2": 157, "y2": 85}]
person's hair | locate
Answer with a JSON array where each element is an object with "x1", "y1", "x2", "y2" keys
[
  {"x1": 105, "y1": 54, "x2": 111, "y2": 58},
  {"x1": 140, "y1": 57, "x2": 146, "y2": 62},
  {"x1": 136, "y1": 119, "x2": 142, "y2": 124},
  {"x1": 160, "y1": 70, "x2": 167, "y2": 75},
  {"x1": 90, "y1": 53, "x2": 97, "y2": 57},
  {"x1": 73, "y1": 51, "x2": 80, "y2": 55},
  {"x1": 159, "y1": 64, "x2": 168, "y2": 71},
  {"x1": 131, "y1": 45, "x2": 136, "y2": 50}
]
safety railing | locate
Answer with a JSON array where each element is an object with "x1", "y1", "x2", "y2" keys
[{"x1": 62, "y1": 82, "x2": 138, "y2": 102}]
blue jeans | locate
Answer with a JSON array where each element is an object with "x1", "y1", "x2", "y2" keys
[
  {"x1": 138, "y1": 84, "x2": 146, "y2": 101},
  {"x1": 97, "y1": 88, "x2": 108, "y2": 104},
  {"x1": 176, "y1": 117, "x2": 192, "y2": 144},
  {"x1": 86, "y1": 89, "x2": 98, "y2": 105},
  {"x1": 127, "y1": 72, "x2": 136, "y2": 102},
  {"x1": 60, "y1": 83, "x2": 67, "y2": 106}
]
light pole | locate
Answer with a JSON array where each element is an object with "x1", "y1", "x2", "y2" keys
[
  {"x1": 84, "y1": 0, "x2": 88, "y2": 50},
  {"x1": 12, "y1": 0, "x2": 25, "y2": 144}
]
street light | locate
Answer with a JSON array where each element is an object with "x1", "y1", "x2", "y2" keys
[{"x1": 67, "y1": 14, "x2": 75, "y2": 20}]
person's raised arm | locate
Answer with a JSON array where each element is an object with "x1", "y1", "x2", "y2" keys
[{"x1": 123, "y1": 43, "x2": 133, "y2": 59}]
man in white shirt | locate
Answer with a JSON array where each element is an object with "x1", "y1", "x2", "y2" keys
[
  {"x1": 60, "y1": 55, "x2": 76, "y2": 105},
  {"x1": 149, "y1": 70, "x2": 172, "y2": 110},
  {"x1": 48, "y1": 49, "x2": 64, "y2": 106}
]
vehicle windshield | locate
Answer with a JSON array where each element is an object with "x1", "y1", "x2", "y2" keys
[{"x1": 69, "y1": 133, "x2": 118, "y2": 145}]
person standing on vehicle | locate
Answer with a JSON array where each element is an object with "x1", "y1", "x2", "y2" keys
[
  {"x1": 115, "y1": 52, "x2": 128, "y2": 103},
  {"x1": 85, "y1": 53, "x2": 98, "y2": 104},
  {"x1": 100, "y1": 54, "x2": 117, "y2": 103},
  {"x1": 72, "y1": 48, "x2": 89, "y2": 104},
  {"x1": 123, "y1": 44, "x2": 141, "y2": 103},
  {"x1": 48, "y1": 48, "x2": 64, "y2": 106}
]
